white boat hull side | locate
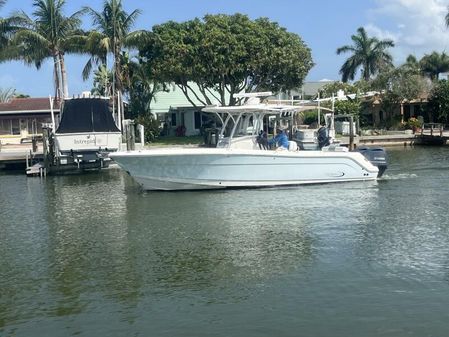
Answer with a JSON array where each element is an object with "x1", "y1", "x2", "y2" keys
[
  {"x1": 55, "y1": 132, "x2": 121, "y2": 152},
  {"x1": 110, "y1": 148, "x2": 379, "y2": 190}
]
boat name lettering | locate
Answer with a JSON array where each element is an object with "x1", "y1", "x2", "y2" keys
[{"x1": 74, "y1": 139, "x2": 96, "y2": 145}]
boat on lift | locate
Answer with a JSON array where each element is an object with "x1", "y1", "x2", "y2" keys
[
  {"x1": 110, "y1": 93, "x2": 386, "y2": 190},
  {"x1": 44, "y1": 96, "x2": 121, "y2": 173}
]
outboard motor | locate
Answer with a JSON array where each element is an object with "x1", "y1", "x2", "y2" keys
[
  {"x1": 355, "y1": 146, "x2": 388, "y2": 177},
  {"x1": 317, "y1": 126, "x2": 330, "y2": 149}
]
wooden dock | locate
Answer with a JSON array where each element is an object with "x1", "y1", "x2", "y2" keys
[
  {"x1": 415, "y1": 123, "x2": 449, "y2": 145},
  {"x1": 358, "y1": 133, "x2": 416, "y2": 146},
  {"x1": 0, "y1": 144, "x2": 43, "y2": 169}
]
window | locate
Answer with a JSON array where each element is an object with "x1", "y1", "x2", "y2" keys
[
  {"x1": 20, "y1": 119, "x2": 27, "y2": 134},
  {"x1": 11, "y1": 119, "x2": 20, "y2": 135},
  {"x1": 27, "y1": 119, "x2": 34, "y2": 134},
  {"x1": 0, "y1": 119, "x2": 10, "y2": 135},
  {"x1": 171, "y1": 112, "x2": 177, "y2": 126},
  {"x1": 194, "y1": 111, "x2": 201, "y2": 130}
]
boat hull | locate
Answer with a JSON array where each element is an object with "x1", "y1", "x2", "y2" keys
[{"x1": 110, "y1": 148, "x2": 379, "y2": 191}]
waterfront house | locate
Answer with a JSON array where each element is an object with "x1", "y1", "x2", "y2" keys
[
  {"x1": 274, "y1": 80, "x2": 335, "y2": 101},
  {"x1": 0, "y1": 97, "x2": 60, "y2": 145},
  {"x1": 151, "y1": 84, "x2": 224, "y2": 137},
  {"x1": 360, "y1": 93, "x2": 429, "y2": 127}
]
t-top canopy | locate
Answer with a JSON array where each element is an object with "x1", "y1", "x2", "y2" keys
[
  {"x1": 202, "y1": 103, "x2": 333, "y2": 115},
  {"x1": 56, "y1": 98, "x2": 120, "y2": 134}
]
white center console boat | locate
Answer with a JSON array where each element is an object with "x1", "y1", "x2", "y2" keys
[{"x1": 110, "y1": 95, "x2": 385, "y2": 191}]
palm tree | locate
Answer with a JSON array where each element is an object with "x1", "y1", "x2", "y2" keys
[
  {"x1": 91, "y1": 64, "x2": 112, "y2": 96},
  {"x1": 13, "y1": 0, "x2": 85, "y2": 98},
  {"x1": 83, "y1": 0, "x2": 148, "y2": 124},
  {"x1": 402, "y1": 54, "x2": 420, "y2": 71},
  {"x1": 0, "y1": 0, "x2": 25, "y2": 62},
  {"x1": 444, "y1": 8, "x2": 449, "y2": 32},
  {"x1": 0, "y1": 86, "x2": 15, "y2": 102},
  {"x1": 127, "y1": 57, "x2": 166, "y2": 118},
  {"x1": 0, "y1": 0, "x2": 11, "y2": 50},
  {"x1": 0, "y1": 0, "x2": 10, "y2": 47},
  {"x1": 419, "y1": 51, "x2": 449, "y2": 81},
  {"x1": 336, "y1": 27, "x2": 395, "y2": 82}
]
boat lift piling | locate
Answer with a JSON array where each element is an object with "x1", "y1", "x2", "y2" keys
[
  {"x1": 122, "y1": 120, "x2": 145, "y2": 151},
  {"x1": 123, "y1": 120, "x2": 136, "y2": 151}
]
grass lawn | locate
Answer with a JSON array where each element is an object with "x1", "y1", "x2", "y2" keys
[{"x1": 150, "y1": 135, "x2": 204, "y2": 146}]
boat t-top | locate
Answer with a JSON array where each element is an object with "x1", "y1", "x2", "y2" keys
[{"x1": 110, "y1": 93, "x2": 387, "y2": 190}]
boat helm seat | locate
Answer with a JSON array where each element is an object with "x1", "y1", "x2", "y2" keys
[{"x1": 288, "y1": 141, "x2": 298, "y2": 151}]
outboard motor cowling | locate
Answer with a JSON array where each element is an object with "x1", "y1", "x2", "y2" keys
[
  {"x1": 356, "y1": 146, "x2": 388, "y2": 177},
  {"x1": 317, "y1": 126, "x2": 330, "y2": 149}
]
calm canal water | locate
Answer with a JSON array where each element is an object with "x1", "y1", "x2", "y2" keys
[{"x1": 1, "y1": 146, "x2": 449, "y2": 337}]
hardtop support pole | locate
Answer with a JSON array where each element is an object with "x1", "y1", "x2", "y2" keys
[
  {"x1": 349, "y1": 115, "x2": 355, "y2": 150},
  {"x1": 49, "y1": 96, "x2": 56, "y2": 132}
]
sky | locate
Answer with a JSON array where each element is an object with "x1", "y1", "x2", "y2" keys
[{"x1": 1, "y1": 0, "x2": 449, "y2": 97}]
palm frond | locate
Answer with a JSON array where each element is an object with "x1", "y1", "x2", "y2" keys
[
  {"x1": 336, "y1": 45, "x2": 356, "y2": 55},
  {"x1": 445, "y1": 6, "x2": 449, "y2": 28},
  {"x1": 124, "y1": 30, "x2": 151, "y2": 49},
  {"x1": 122, "y1": 8, "x2": 142, "y2": 33},
  {"x1": 340, "y1": 55, "x2": 359, "y2": 82}
]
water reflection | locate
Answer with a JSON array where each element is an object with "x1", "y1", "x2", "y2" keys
[
  {"x1": 44, "y1": 171, "x2": 142, "y2": 311},
  {"x1": 124, "y1": 189, "x2": 315, "y2": 292},
  {"x1": 2, "y1": 169, "x2": 318, "y2": 329},
  {"x1": 3, "y1": 147, "x2": 449, "y2": 336}
]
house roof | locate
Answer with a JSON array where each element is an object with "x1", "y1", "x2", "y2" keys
[{"x1": 0, "y1": 97, "x2": 61, "y2": 115}]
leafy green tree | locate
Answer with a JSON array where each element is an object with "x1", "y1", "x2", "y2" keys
[
  {"x1": 319, "y1": 82, "x2": 358, "y2": 98},
  {"x1": 141, "y1": 14, "x2": 313, "y2": 106},
  {"x1": 428, "y1": 80, "x2": 449, "y2": 123},
  {"x1": 419, "y1": 51, "x2": 449, "y2": 81},
  {"x1": 13, "y1": 0, "x2": 85, "y2": 98},
  {"x1": 371, "y1": 66, "x2": 430, "y2": 128},
  {"x1": 372, "y1": 67, "x2": 429, "y2": 100},
  {"x1": 336, "y1": 27, "x2": 394, "y2": 82},
  {"x1": 14, "y1": 93, "x2": 30, "y2": 98},
  {"x1": 333, "y1": 99, "x2": 360, "y2": 116}
]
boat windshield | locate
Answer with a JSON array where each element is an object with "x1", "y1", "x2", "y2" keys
[{"x1": 220, "y1": 112, "x2": 263, "y2": 138}]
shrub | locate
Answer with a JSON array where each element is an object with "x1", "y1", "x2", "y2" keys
[
  {"x1": 407, "y1": 117, "x2": 421, "y2": 129},
  {"x1": 135, "y1": 113, "x2": 161, "y2": 143}
]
